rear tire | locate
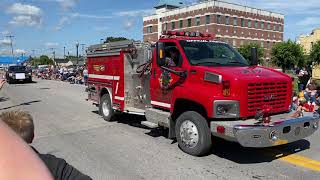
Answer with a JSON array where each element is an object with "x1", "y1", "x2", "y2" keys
[
  {"x1": 99, "y1": 94, "x2": 113, "y2": 121},
  {"x1": 175, "y1": 111, "x2": 212, "y2": 156}
]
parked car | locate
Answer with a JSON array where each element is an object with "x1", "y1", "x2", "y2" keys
[{"x1": 6, "y1": 65, "x2": 32, "y2": 84}]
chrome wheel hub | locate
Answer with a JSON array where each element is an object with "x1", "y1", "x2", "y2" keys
[
  {"x1": 102, "y1": 100, "x2": 110, "y2": 116},
  {"x1": 180, "y1": 120, "x2": 199, "y2": 148}
]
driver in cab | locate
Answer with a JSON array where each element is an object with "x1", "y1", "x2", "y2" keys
[{"x1": 165, "y1": 47, "x2": 180, "y2": 67}]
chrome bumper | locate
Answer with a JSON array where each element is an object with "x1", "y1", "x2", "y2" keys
[{"x1": 211, "y1": 112, "x2": 319, "y2": 148}]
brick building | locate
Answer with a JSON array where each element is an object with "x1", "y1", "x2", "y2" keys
[{"x1": 143, "y1": 0, "x2": 284, "y2": 60}]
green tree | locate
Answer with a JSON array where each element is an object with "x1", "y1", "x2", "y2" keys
[
  {"x1": 104, "y1": 37, "x2": 128, "y2": 43},
  {"x1": 237, "y1": 43, "x2": 265, "y2": 65},
  {"x1": 30, "y1": 55, "x2": 54, "y2": 65},
  {"x1": 271, "y1": 40, "x2": 304, "y2": 72},
  {"x1": 310, "y1": 41, "x2": 320, "y2": 64}
]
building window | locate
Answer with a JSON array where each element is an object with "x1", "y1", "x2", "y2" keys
[
  {"x1": 273, "y1": 25, "x2": 277, "y2": 31},
  {"x1": 225, "y1": 16, "x2": 230, "y2": 25},
  {"x1": 261, "y1": 41, "x2": 264, "y2": 48},
  {"x1": 233, "y1": 17, "x2": 237, "y2": 26},
  {"x1": 196, "y1": 17, "x2": 200, "y2": 26},
  {"x1": 241, "y1": 18, "x2": 245, "y2": 27},
  {"x1": 240, "y1": 40, "x2": 244, "y2": 45},
  {"x1": 179, "y1": 20, "x2": 183, "y2": 28},
  {"x1": 206, "y1": 15, "x2": 210, "y2": 25},
  {"x1": 267, "y1": 41, "x2": 270, "y2": 48},
  {"x1": 254, "y1": 21, "x2": 258, "y2": 29},
  {"x1": 187, "y1": 18, "x2": 192, "y2": 27},
  {"x1": 171, "y1": 22, "x2": 175, "y2": 30},
  {"x1": 248, "y1": 20, "x2": 252, "y2": 28},
  {"x1": 216, "y1": 15, "x2": 221, "y2": 24},
  {"x1": 233, "y1": 39, "x2": 237, "y2": 47},
  {"x1": 279, "y1": 25, "x2": 282, "y2": 31},
  {"x1": 267, "y1": 23, "x2": 271, "y2": 30},
  {"x1": 164, "y1": 23, "x2": 167, "y2": 30},
  {"x1": 261, "y1": 22, "x2": 265, "y2": 29},
  {"x1": 147, "y1": 26, "x2": 152, "y2": 33}
]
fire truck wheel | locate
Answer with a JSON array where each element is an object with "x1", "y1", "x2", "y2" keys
[
  {"x1": 99, "y1": 94, "x2": 113, "y2": 121},
  {"x1": 175, "y1": 111, "x2": 212, "y2": 156}
]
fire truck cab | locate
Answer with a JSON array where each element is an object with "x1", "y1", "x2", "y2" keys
[{"x1": 87, "y1": 31, "x2": 319, "y2": 156}]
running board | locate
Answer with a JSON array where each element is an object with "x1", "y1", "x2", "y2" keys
[
  {"x1": 141, "y1": 121, "x2": 159, "y2": 128},
  {"x1": 145, "y1": 108, "x2": 170, "y2": 127}
]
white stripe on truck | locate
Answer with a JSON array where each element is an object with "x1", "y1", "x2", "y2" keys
[
  {"x1": 151, "y1": 101, "x2": 171, "y2": 108},
  {"x1": 89, "y1": 74, "x2": 120, "y2": 81}
]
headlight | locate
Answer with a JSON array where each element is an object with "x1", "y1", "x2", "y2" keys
[
  {"x1": 28, "y1": 72, "x2": 32, "y2": 75},
  {"x1": 9, "y1": 73, "x2": 13, "y2": 77},
  {"x1": 213, "y1": 100, "x2": 239, "y2": 118}
]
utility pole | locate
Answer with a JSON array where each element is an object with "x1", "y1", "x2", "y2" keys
[
  {"x1": 63, "y1": 46, "x2": 66, "y2": 58},
  {"x1": 76, "y1": 42, "x2": 79, "y2": 65},
  {"x1": 6, "y1": 35, "x2": 14, "y2": 59},
  {"x1": 50, "y1": 48, "x2": 56, "y2": 65}
]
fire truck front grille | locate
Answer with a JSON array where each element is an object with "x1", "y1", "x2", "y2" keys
[{"x1": 247, "y1": 82, "x2": 288, "y2": 114}]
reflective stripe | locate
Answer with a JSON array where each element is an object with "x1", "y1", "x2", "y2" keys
[
  {"x1": 89, "y1": 74, "x2": 120, "y2": 81},
  {"x1": 114, "y1": 96, "x2": 124, "y2": 101},
  {"x1": 151, "y1": 101, "x2": 171, "y2": 108},
  {"x1": 115, "y1": 82, "x2": 119, "y2": 94}
]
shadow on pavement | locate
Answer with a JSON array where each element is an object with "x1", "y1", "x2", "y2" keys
[
  {"x1": 92, "y1": 110, "x2": 311, "y2": 164},
  {"x1": 0, "y1": 97, "x2": 10, "y2": 102},
  {"x1": 210, "y1": 137, "x2": 310, "y2": 164},
  {"x1": 0, "y1": 100, "x2": 41, "y2": 111}
]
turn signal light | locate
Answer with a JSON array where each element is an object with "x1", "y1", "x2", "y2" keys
[
  {"x1": 222, "y1": 80, "x2": 231, "y2": 96},
  {"x1": 217, "y1": 126, "x2": 225, "y2": 134}
]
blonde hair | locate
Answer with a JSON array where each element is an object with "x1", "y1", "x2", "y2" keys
[{"x1": 0, "y1": 110, "x2": 34, "y2": 143}]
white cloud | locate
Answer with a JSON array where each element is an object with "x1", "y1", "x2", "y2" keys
[
  {"x1": 54, "y1": 16, "x2": 70, "y2": 31},
  {"x1": 114, "y1": 9, "x2": 154, "y2": 17},
  {"x1": 45, "y1": 42, "x2": 59, "y2": 48},
  {"x1": 57, "y1": 0, "x2": 77, "y2": 10},
  {"x1": 0, "y1": 30, "x2": 11, "y2": 36},
  {"x1": 123, "y1": 18, "x2": 136, "y2": 30},
  {"x1": 9, "y1": 15, "x2": 42, "y2": 26},
  {"x1": 7, "y1": 3, "x2": 43, "y2": 27},
  {"x1": 71, "y1": 13, "x2": 112, "y2": 19},
  {"x1": 0, "y1": 39, "x2": 11, "y2": 46},
  {"x1": 296, "y1": 17, "x2": 320, "y2": 26},
  {"x1": 7, "y1": 3, "x2": 42, "y2": 16},
  {"x1": 15, "y1": 49, "x2": 26, "y2": 54}
]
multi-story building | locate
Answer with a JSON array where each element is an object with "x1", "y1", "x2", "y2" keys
[
  {"x1": 298, "y1": 28, "x2": 320, "y2": 54},
  {"x1": 143, "y1": 0, "x2": 284, "y2": 60}
]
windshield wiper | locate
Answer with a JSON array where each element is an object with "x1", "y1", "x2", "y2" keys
[
  {"x1": 193, "y1": 62, "x2": 223, "y2": 66},
  {"x1": 227, "y1": 61, "x2": 248, "y2": 66}
]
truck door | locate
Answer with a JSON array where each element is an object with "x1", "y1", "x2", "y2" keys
[{"x1": 150, "y1": 41, "x2": 184, "y2": 110}]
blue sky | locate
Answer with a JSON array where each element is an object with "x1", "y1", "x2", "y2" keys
[{"x1": 0, "y1": 0, "x2": 319, "y2": 58}]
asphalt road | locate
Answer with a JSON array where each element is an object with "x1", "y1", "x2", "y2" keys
[{"x1": 0, "y1": 79, "x2": 320, "y2": 180}]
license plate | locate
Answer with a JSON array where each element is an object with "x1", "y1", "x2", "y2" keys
[{"x1": 16, "y1": 73, "x2": 26, "y2": 79}]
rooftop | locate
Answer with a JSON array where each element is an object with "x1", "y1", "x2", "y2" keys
[
  {"x1": 155, "y1": 0, "x2": 184, "y2": 8},
  {"x1": 144, "y1": 0, "x2": 284, "y2": 20}
]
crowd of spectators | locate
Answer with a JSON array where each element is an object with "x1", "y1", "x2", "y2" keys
[{"x1": 34, "y1": 65, "x2": 88, "y2": 85}]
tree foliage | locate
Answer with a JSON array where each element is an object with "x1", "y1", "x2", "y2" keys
[
  {"x1": 237, "y1": 43, "x2": 265, "y2": 65},
  {"x1": 30, "y1": 55, "x2": 54, "y2": 66},
  {"x1": 310, "y1": 41, "x2": 320, "y2": 64},
  {"x1": 104, "y1": 37, "x2": 128, "y2": 43},
  {"x1": 271, "y1": 40, "x2": 304, "y2": 72}
]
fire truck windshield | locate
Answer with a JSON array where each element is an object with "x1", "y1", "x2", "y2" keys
[{"x1": 179, "y1": 40, "x2": 249, "y2": 67}]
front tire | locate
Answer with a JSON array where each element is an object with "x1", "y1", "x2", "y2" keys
[
  {"x1": 175, "y1": 111, "x2": 212, "y2": 156},
  {"x1": 99, "y1": 94, "x2": 113, "y2": 121}
]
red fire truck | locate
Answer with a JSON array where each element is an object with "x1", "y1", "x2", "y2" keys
[{"x1": 86, "y1": 31, "x2": 319, "y2": 156}]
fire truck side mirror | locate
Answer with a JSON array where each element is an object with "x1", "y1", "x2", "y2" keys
[
  {"x1": 157, "y1": 42, "x2": 166, "y2": 66},
  {"x1": 250, "y1": 47, "x2": 258, "y2": 66}
]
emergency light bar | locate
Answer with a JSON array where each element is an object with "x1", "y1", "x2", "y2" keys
[{"x1": 162, "y1": 31, "x2": 213, "y2": 38}]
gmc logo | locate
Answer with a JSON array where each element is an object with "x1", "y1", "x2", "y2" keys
[{"x1": 264, "y1": 94, "x2": 276, "y2": 101}]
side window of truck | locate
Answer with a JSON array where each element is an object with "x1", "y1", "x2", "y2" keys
[{"x1": 162, "y1": 42, "x2": 182, "y2": 67}]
